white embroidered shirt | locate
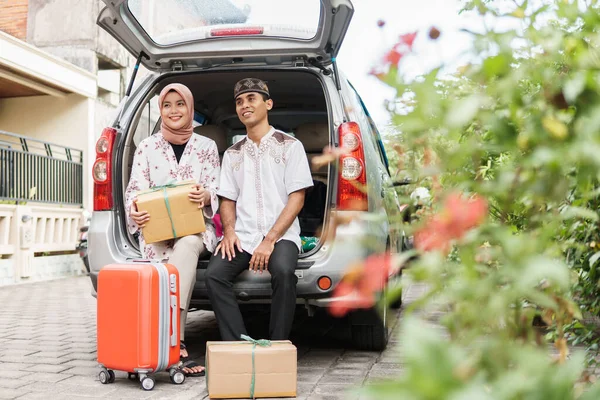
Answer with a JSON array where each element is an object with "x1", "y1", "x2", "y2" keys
[{"x1": 218, "y1": 127, "x2": 313, "y2": 254}]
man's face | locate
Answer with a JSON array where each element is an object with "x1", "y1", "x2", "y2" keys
[{"x1": 235, "y1": 92, "x2": 273, "y2": 128}]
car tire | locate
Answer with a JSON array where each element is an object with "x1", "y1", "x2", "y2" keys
[
  {"x1": 349, "y1": 308, "x2": 389, "y2": 351},
  {"x1": 389, "y1": 296, "x2": 403, "y2": 310},
  {"x1": 83, "y1": 255, "x2": 90, "y2": 274}
]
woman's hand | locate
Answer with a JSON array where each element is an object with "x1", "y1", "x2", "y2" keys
[
  {"x1": 189, "y1": 185, "x2": 210, "y2": 208},
  {"x1": 130, "y1": 199, "x2": 150, "y2": 227}
]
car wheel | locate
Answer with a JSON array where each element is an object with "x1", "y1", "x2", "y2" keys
[
  {"x1": 389, "y1": 296, "x2": 403, "y2": 310},
  {"x1": 349, "y1": 308, "x2": 389, "y2": 351},
  {"x1": 83, "y1": 255, "x2": 90, "y2": 273},
  {"x1": 388, "y1": 272, "x2": 403, "y2": 310}
]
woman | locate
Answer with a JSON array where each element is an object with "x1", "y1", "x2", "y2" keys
[{"x1": 125, "y1": 83, "x2": 219, "y2": 377}]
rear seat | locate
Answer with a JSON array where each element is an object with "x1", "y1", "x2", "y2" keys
[
  {"x1": 193, "y1": 125, "x2": 228, "y2": 159},
  {"x1": 293, "y1": 122, "x2": 329, "y2": 182},
  {"x1": 294, "y1": 123, "x2": 329, "y2": 237}
]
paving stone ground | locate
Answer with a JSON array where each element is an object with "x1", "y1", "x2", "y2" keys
[{"x1": 0, "y1": 276, "x2": 417, "y2": 400}]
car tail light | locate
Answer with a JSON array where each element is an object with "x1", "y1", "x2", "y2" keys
[
  {"x1": 210, "y1": 27, "x2": 264, "y2": 37},
  {"x1": 93, "y1": 127, "x2": 116, "y2": 211},
  {"x1": 337, "y1": 122, "x2": 368, "y2": 211}
]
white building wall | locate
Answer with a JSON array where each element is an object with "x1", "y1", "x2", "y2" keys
[{"x1": 0, "y1": 94, "x2": 93, "y2": 210}]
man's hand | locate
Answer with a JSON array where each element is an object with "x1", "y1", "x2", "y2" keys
[
  {"x1": 215, "y1": 232, "x2": 243, "y2": 261},
  {"x1": 249, "y1": 238, "x2": 275, "y2": 274},
  {"x1": 189, "y1": 185, "x2": 210, "y2": 208},
  {"x1": 130, "y1": 199, "x2": 150, "y2": 227}
]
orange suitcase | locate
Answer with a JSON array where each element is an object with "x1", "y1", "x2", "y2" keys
[{"x1": 97, "y1": 262, "x2": 184, "y2": 390}]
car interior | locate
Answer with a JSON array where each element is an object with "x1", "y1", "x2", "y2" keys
[{"x1": 124, "y1": 69, "x2": 333, "y2": 254}]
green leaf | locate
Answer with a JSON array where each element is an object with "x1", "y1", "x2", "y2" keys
[
  {"x1": 589, "y1": 251, "x2": 600, "y2": 267},
  {"x1": 445, "y1": 95, "x2": 484, "y2": 128},
  {"x1": 542, "y1": 116, "x2": 569, "y2": 140},
  {"x1": 519, "y1": 256, "x2": 570, "y2": 292},
  {"x1": 563, "y1": 72, "x2": 586, "y2": 103},
  {"x1": 576, "y1": 379, "x2": 600, "y2": 400},
  {"x1": 560, "y1": 206, "x2": 599, "y2": 222},
  {"x1": 483, "y1": 54, "x2": 510, "y2": 78}
]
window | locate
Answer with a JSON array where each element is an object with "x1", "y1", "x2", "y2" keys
[{"x1": 128, "y1": 0, "x2": 321, "y2": 46}]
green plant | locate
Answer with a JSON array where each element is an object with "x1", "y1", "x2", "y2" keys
[{"x1": 335, "y1": 0, "x2": 600, "y2": 398}]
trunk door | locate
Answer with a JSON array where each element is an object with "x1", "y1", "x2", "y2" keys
[{"x1": 97, "y1": 0, "x2": 354, "y2": 71}]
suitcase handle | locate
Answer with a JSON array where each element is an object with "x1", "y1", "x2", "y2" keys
[{"x1": 170, "y1": 295, "x2": 178, "y2": 347}]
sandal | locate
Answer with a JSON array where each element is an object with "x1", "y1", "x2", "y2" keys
[{"x1": 179, "y1": 342, "x2": 205, "y2": 377}]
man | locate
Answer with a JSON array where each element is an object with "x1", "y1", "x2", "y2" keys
[{"x1": 205, "y1": 78, "x2": 313, "y2": 341}]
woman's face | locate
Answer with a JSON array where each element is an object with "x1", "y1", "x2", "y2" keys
[{"x1": 161, "y1": 91, "x2": 189, "y2": 131}]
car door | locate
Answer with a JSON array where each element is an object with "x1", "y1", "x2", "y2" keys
[
  {"x1": 346, "y1": 84, "x2": 404, "y2": 253},
  {"x1": 97, "y1": 0, "x2": 354, "y2": 71}
]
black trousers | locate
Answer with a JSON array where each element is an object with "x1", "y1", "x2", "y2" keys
[{"x1": 205, "y1": 240, "x2": 299, "y2": 341}]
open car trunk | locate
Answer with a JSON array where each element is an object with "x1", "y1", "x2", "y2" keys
[{"x1": 122, "y1": 69, "x2": 332, "y2": 262}]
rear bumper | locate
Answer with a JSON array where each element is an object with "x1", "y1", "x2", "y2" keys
[{"x1": 89, "y1": 211, "x2": 386, "y2": 307}]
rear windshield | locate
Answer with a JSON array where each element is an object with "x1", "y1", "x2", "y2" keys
[{"x1": 128, "y1": 0, "x2": 321, "y2": 46}]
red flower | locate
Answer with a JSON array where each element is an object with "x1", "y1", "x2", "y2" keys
[
  {"x1": 368, "y1": 67, "x2": 386, "y2": 80},
  {"x1": 399, "y1": 32, "x2": 417, "y2": 49},
  {"x1": 370, "y1": 31, "x2": 418, "y2": 80},
  {"x1": 414, "y1": 217, "x2": 452, "y2": 253},
  {"x1": 414, "y1": 192, "x2": 488, "y2": 253},
  {"x1": 329, "y1": 253, "x2": 391, "y2": 317},
  {"x1": 444, "y1": 193, "x2": 487, "y2": 237},
  {"x1": 384, "y1": 47, "x2": 403, "y2": 66}
]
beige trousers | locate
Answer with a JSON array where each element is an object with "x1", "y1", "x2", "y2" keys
[{"x1": 168, "y1": 234, "x2": 207, "y2": 341}]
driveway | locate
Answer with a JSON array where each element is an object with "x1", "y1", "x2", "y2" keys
[{"x1": 0, "y1": 276, "x2": 411, "y2": 399}]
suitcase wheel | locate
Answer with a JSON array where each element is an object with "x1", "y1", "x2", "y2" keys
[
  {"x1": 99, "y1": 368, "x2": 115, "y2": 384},
  {"x1": 169, "y1": 368, "x2": 185, "y2": 385},
  {"x1": 127, "y1": 372, "x2": 138, "y2": 381},
  {"x1": 140, "y1": 376, "x2": 155, "y2": 391}
]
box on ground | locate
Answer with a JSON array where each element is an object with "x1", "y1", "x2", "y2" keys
[
  {"x1": 136, "y1": 180, "x2": 205, "y2": 244},
  {"x1": 206, "y1": 339, "x2": 297, "y2": 399}
]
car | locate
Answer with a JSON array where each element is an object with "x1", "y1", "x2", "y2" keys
[{"x1": 89, "y1": 0, "x2": 407, "y2": 351}]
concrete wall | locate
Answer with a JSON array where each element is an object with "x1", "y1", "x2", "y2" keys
[
  {"x1": 0, "y1": 203, "x2": 87, "y2": 286},
  {"x1": 0, "y1": 94, "x2": 94, "y2": 210},
  {"x1": 26, "y1": 0, "x2": 131, "y2": 73},
  {"x1": 1, "y1": 0, "x2": 136, "y2": 214}
]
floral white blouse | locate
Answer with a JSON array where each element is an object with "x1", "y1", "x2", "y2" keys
[{"x1": 125, "y1": 132, "x2": 220, "y2": 259}]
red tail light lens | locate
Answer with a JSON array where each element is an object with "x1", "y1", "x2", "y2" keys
[
  {"x1": 337, "y1": 122, "x2": 368, "y2": 211},
  {"x1": 93, "y1": 127, "x2": 116, "y2": 211},
  {"x1": 210, "y1": 27, "x2": 264, "y2": 37}
]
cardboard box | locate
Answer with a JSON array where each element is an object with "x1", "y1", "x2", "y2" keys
[
  {"x1": 136, "y1": 181, "x2": 206, "y2": 244},
  {"x1": 206, "y1": 340, "x2": 297, "y2": 399}
]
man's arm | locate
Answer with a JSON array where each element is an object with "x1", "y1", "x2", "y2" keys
[
  {"x1": 220, "y1": 198, "x2": 237, "y2": 236},
  {"x1": 215, "y1": 198, "x2": 242, "y2": 261},
  {"x1": 265, "y1": 190, "x2": 305, "y2": 244},
  {"x1": 250, "y1": 189, "x2": 306, "y2": 272}
]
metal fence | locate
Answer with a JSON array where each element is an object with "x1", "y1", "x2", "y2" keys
[{"x1": 0, "y1": 130, "x2": 83, "y2": 206}]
